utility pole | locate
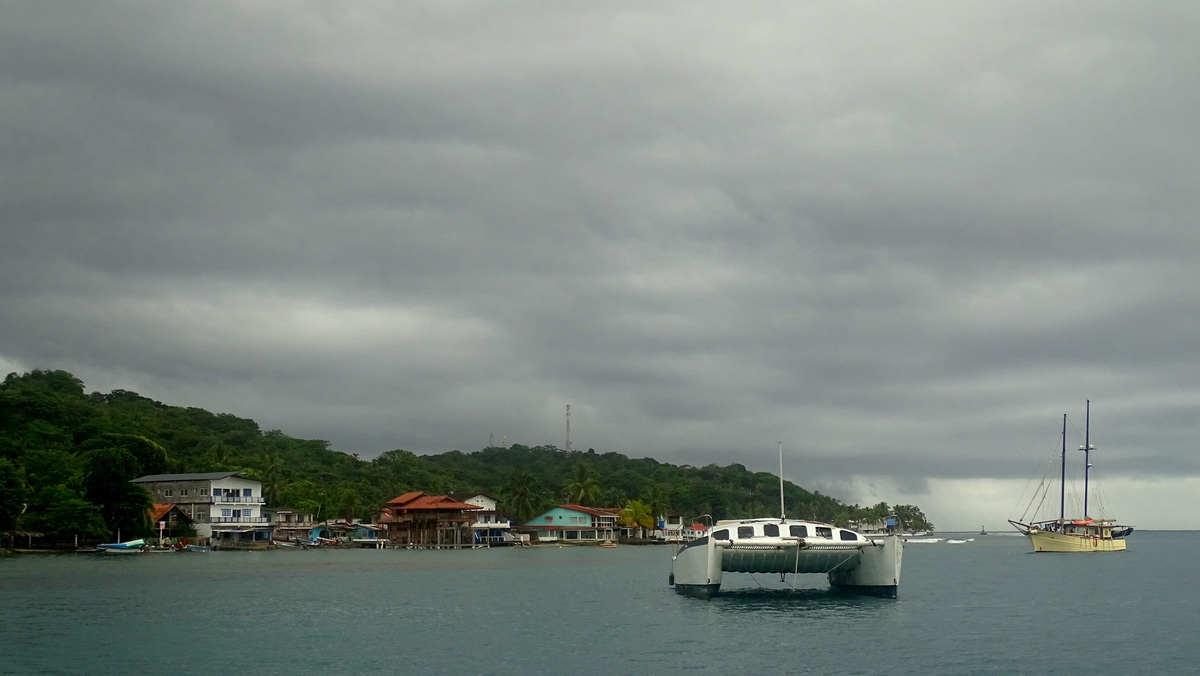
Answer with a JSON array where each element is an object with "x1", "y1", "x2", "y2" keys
[{"x1": 565, "y1": 404, "x2": 572, "y2": 452}]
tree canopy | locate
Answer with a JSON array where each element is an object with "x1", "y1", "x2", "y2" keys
[{"x1": 0, "y1": 368, "x2": 933, "y2": 543}]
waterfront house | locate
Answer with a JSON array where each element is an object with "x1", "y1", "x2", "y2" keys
[
  {"x1": 148, "y1": 503, "x2": 195, "y2": 542},
  {"x1": 683, "y1": 522, "x2": 708, "y2": 541},
  {"x1": 450, "y1": 493, "x2": 518, "y2": 546},
  {"x1": 380, "y1": 492, "x2": 481, "y2": 548},
  {"x1": 265, "y1": 506, "x2": 315, "y2": 542},
  {"x1": 131, "y1": 472, "x2": 270, "y2": 545},
  {"x1": 523, "y1": 504, "x2": 619, "y2": 543}
]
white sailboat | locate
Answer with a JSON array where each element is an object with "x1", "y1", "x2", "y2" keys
[
  {"x1": 1008, "y1": 401, "x2": 1132, "y2": 552},
  {"x1": 669, "y1": 443, "x2": 904, "y2": 597}
]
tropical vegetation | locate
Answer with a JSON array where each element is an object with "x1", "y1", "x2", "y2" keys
[{"x1": 0, "y1": 368, "x2": 932, "y2": 545}]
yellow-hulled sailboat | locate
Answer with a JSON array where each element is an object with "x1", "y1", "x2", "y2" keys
[{"x1": 1009, "y1": 401, "x2": 1133, "y2": 553}]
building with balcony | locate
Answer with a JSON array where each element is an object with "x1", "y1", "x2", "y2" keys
[
  {"x1": 450, "y1": 493, "x2": 519, "y2": 546},
  {"x1": 265, "y1": 506, "x2": 315, "y2": 542},
  {"x1": 522, "y1": 504, "x2": 619, "y2": 543},
  {"x1": 380, "y1": 492, "x2": 480, "y2": 548},
  {"x1": 131, "y1": 472, "x2": 269, "y2": 543}
]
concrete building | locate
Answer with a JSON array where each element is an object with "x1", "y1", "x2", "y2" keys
[{"x1": 131, "y1": 471, "x2": 268, "y2": 543}]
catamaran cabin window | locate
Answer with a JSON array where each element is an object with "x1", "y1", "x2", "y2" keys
[
  {"x1": 839, "y1": 531, "x2": 859, "y2": 541},
  {"x1": 713, "y1": 529, "x2": 730, "y2": 540},
  {"x1": 815, "y1": 526, "x2": 833, "y2": 538},
  {"x1": 789, "y1": 525, "x2": 808, "y2": 537},
  {"x1": 737, "y1": 526, "x2": 755, "y2": 539},
  {"x1": 764, "y1": 524, "x2": 779, "y2": 537}
]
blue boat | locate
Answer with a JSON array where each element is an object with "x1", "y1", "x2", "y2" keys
[{"x1": 97, "y1": 539, "x2": 146, "y2": 554}]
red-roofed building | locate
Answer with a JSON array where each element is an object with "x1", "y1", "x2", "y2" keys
[
  {"x1": 381, "y1": 493, "x2": 482, "y2": 548},
  {"x1": 147, "y1": 503, "x2": 194, "y2": 541}
]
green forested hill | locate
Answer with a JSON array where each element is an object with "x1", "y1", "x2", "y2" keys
[{"x1": 0, "y1": 369, "x2": 931, "y2": 542}]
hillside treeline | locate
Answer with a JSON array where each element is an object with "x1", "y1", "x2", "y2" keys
[{"x1": 0, "y1": 369, "x2": 932, "y2": 542}]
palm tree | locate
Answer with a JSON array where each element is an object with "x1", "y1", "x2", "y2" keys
[
  {"x1": 644, "y1": 483, "x2": 672, "y2": 523},
  {"x1": 619, "y1": 499, "x2": 654, "y2": 539},
  {"x1": 505, "y1": 470, "x2": 541, "y2": 524},
  {"x1": 562, "y1": 462, "x2": 600, "y2": 506}
]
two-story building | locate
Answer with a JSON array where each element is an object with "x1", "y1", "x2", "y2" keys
[
  {"x1": 264, "y1": 506, "x2": 315, "y2": 542},
  {"x1": 450, "y1": 493, "x2": 518, "y2": 546},
  {"x1": 522, "y1": 504, "x2": 619, "y2": 543},
  {"x1": 131, "y1": 471, "x2": 269, "y2": 545},
  {"x1": 380, "y1": 492, "x2": 480, "y2": 548}
]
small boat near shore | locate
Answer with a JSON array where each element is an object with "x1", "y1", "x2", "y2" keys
[{"x1": 96, "y1": 538, "x2": 146, "y2": 554}]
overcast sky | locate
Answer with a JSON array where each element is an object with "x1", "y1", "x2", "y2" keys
[{"x1": 4, "y1": 2, "x2": 1198, "y2": 530}]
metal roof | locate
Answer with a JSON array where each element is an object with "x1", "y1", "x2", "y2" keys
[{"x1": 131, "y1": 471, "x2": 242, "y2": 483}]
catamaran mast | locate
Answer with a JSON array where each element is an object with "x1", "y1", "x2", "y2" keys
[
  {"x1": 778, "y1": 441, "x2": 786, "y2": 520},
  {"x1": 1059, "y1": 413, "x2": 1067, "y2": 523},
  {"x1": 1080, "y1": 400, "x2": 1093, "y2": 518}
]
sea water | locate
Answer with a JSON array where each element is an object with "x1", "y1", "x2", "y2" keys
[{"x1": 1, "y1": 531, "x2": 1195, "y2": 675}]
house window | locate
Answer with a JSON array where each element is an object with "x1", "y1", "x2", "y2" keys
[
  {"x1": 222, "y1": 508, "x2": 232, "y2": 517},
  {"x1": 213, "y1": 488, "x2": 222, "y2": 496},
  {"x1": 789, "y1": 525, "x2": 808, "y2": 538},
  {"x1": 164, "y1": 489, "x2": 173, "y2": 497},
  {"x1": 180, "y1": 489, "x2": 188, "y2": 497},
  {"x1": 243, "y1": 488, "x2": 252, "y2": 497},
  {"x1": 242, "y1": 509, "x2": 252, "y2": 518},
  {"x1": 199, "y1": 488, "x2": 209, "y2": 496}
]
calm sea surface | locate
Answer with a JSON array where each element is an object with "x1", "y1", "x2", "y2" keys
[{"x1": 2, "y1": 531, "x2": 1195, "y2": 675}]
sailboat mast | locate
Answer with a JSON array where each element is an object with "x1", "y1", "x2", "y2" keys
[
  {"x1": 1081, "y1": 400, "x2": 1092, "y2": 518},
  {"x1": 1059, "y1": 413, "x2": 1067, "y2": 523},
  {"x1": 778, "y1": 441, "x2": 786, "y2": 520}
]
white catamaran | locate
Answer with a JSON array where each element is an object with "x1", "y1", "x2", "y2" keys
[
  {"x1": 1008, "y1": 401, "x2": 1133, "y2": 552},
  {"x1": 669, "y1": 443, "x2": 904, "y2": 597}
]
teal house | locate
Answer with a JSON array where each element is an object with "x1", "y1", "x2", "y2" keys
[{"x1": 523, "y1": 504, "x2": 618, "y2": 543}]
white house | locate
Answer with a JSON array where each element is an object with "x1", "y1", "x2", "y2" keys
[
  {"x1": 131, "y1": 471, "x2": 268, "y2": 542},
  {"x1": 451, "y1": 493, "x2": 520, "y2": 546}
]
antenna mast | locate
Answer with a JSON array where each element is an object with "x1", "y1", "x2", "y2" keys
[
  {"x1": 778, "y1": 441, "x2": 786, "y2": 520},
  {"x1": 565, "y1": 404, "x2": 571, "y2": 452}
]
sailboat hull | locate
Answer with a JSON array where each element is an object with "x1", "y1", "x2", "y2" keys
[{"x1": 1027, "y1": 529, "x2": 1126, "y2": 552}]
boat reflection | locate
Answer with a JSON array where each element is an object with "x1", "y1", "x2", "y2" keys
[{"x1": 697, "y1": 585, "x2": 897, "y2": 617}]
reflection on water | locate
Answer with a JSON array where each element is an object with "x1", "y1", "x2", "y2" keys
[
  {"x1": 3, "y1": 532, "x2": 1195, "y2": 676},
  {"x1": 705, "y1": 585, "x2": 896, "y2": 619}
]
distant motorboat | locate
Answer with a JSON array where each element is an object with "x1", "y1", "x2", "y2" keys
[{"x1": 600, "y1": 540, "x2": 617, "y2": 548}]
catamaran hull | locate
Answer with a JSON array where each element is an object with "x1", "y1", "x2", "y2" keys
[
  {"x1": 671, "y1": 521, "x2": 903, "y2": 597},
  {"x1": 1027, "y1": 529, "x2": 1126, "y2": 552}
]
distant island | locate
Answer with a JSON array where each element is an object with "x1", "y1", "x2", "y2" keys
[{"x1": 0, "y1": 368, "x2": 932, "y2": 544}]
